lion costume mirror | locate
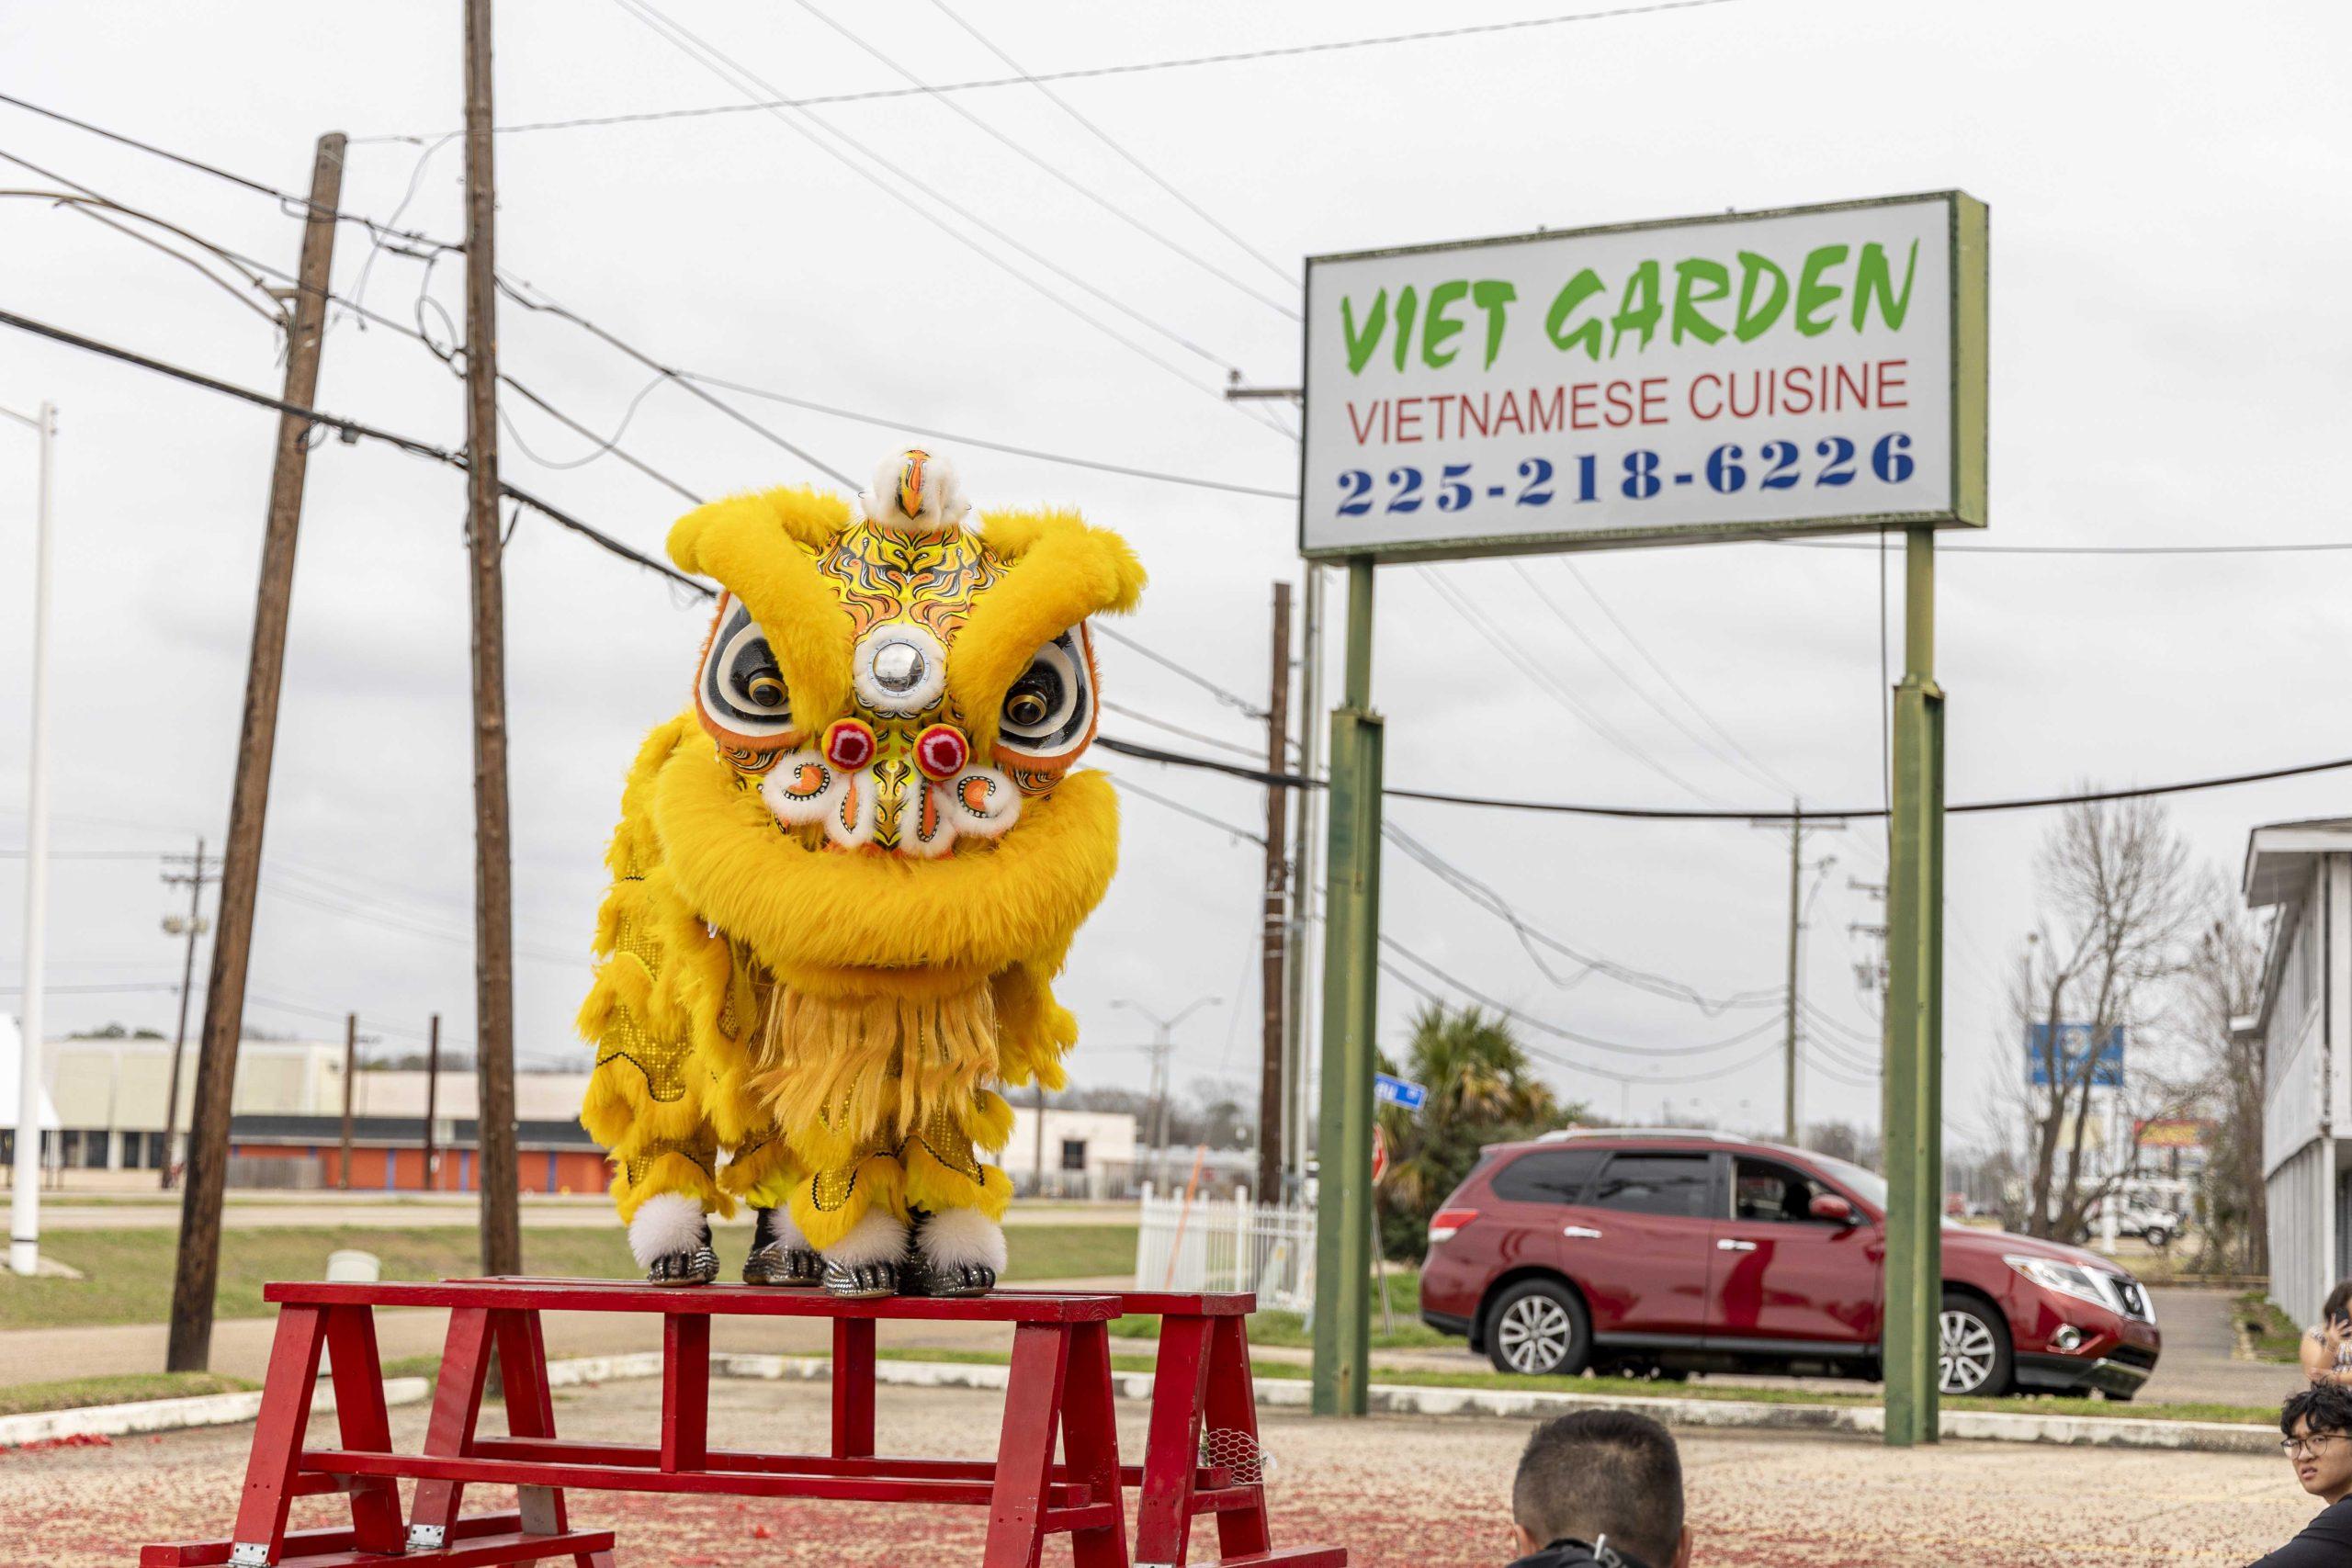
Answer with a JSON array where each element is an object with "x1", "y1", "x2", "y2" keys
[{"x1": 579, "y1": 450, "x2": 1145, "y2": 1297}]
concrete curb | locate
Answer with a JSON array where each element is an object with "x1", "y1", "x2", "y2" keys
[
  {"x1": 0, "y1": 1376, "x2": 431, "y2": 1448},
  {"x1": 4, "y1": 1351, "x2": 2273, "y2": 1457}
]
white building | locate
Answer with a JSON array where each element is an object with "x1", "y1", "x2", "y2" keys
[
  {"x1": 998, "y1": 1106, "x2": 1138, "y2": 1199},
  {"x1": 2244, "y1": 818, "x2": 2352, "y2": 1326}
]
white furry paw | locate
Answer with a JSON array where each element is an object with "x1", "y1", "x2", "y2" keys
[
  {"x1": 628, "y1": 1192, "x2": 718, "y2": 1286},
  {"x1": 915, "y1": 1206, "x2": 1007, "y2": 1275}
]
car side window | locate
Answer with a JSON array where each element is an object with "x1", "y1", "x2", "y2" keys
[
  {"x1": 1490, "y1": 1148, "x2": 1606, "y2": 1205},
  {"x1": 1588, "y1": 1153, "x2": 1713, "y2": 1218},
  {"x1": 1733, "y1": 1156, "x2": 1835, "y2": 1224}
]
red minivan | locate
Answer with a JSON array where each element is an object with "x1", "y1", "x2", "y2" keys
[{"x1": 1418, "y1": 1129, "x2": 2161, "y2": 1398}]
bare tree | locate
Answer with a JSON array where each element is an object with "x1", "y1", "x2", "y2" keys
[
  {"x1": 2188, "y1": 888, "x2": 2267, "y2": 1272},
  {"x1": 2009, "y1": 796, "x2": 2204, "y2": 1240}
]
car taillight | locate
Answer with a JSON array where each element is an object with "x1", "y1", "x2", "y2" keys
[{"x1": 1428, "y1": 1207, "x2": 1478, "y2": 1245}]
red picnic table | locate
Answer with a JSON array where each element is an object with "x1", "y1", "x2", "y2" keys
[{"x1": 138, "y1": 1277, "x2": 1346, "y2": 1568}]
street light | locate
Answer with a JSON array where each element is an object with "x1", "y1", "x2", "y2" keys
[
  {"x1": 5, "y1": 400, "x2": 55, "y2": 1278},
  {"x1": 1111, "y1": 995, "x2": 1221, "y2": 1187}
]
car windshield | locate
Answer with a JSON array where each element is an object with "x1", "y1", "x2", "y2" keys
[{"x1": 1809, "y1": 1154, "x2": 1888, "y2": 1212}]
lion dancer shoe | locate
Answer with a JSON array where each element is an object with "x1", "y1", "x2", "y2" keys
[
  {"x1": 629, "y1": 1191, "x2": 720, "y2": 1286},
  {"x1": 741, "y1": 1205, "x2": 823, "y2": 1286},
  {"x1": 820, "y1": 1208, "x2": 909, "y2": 1299},
  {"x1": 902, "y1": 1206, "x2": 1005, "y2": 1298}
]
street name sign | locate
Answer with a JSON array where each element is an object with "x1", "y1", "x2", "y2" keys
[
  {"x1": 1373, "y1": 1072, "x2": 1427, "y2": 1111},
  {"x1": 2025, "y1": 1023, "x2": 2124, "y2": 1089},
  {"x1": 1301, "y1": 191, "x2": 1987, "y2": 561}
]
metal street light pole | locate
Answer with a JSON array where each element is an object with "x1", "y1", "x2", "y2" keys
[
  {"x1": 1111, "y1": 996, "x2": 1219, "y2": 1189},
  {"x1": 5, "y1": 399, "x2": 55, "y2": 1277}
]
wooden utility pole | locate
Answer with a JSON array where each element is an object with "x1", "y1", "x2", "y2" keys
[
  {"x1": 338, "y1": 1012, "x2": 356, "y2": 1190},
  {"x1": 158, "y1": 837, "x2": 210, "y2": 1190},
  {"x1": 165, "y1": 133, "x2": 344, "y2": 1373},
  {"x1": 463, "y1": 0, "x2": 521, "y2": 1278},
  {"x1": 1256, "y1": 583, "x2": 1292, "y2": 1205},
  {"x1": 423, "y1": 1013, "x2": 441, "y2": 1192}
]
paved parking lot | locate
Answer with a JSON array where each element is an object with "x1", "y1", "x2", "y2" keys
[{"x1": 14, "y1": 1374, "x2": 2320, "y2": 1566}]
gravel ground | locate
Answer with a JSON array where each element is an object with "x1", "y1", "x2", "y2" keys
[{"x1": 6, "y1": 1376, "x2": 2320, "y2": 1566}]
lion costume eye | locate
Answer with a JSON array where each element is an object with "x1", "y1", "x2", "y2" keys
[
  {"x1": 699, "y1": 597, "x2": 795, "y2": 737},
  {"x1": 995, "y1": 628, "x2": 1093, "y2": 760}
]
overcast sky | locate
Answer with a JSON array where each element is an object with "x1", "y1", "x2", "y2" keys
[{"x1": 2, "y1": 0, "x2": 2346, "y2": 1156}]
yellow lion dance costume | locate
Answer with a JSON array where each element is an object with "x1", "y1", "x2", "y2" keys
[{"x1": 579, "y1": 450, "x2": 1143, "y2": 1296}]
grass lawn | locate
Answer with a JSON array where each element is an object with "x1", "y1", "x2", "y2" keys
[
  {"x1": 0, "y1": 1371, "x2": 255, "y2": 1416},
  {"x1": 877, "y1": 1348, "x2": 2272, "y2": 1427},
  {"x1": 2238, "y1": 1291, "x2": 2302, "y2": 1363},
  {"x1": 1108, "y1": 1265, "x2": 1446, "y2": 1350},
  {"x1": 0, "y1": 1224, "x2": 1137, "y2": 1331}
]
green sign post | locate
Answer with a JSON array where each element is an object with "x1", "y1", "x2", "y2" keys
[{"x1": 1298, "y1": 193, "x2": 1985, "y2": 1441}]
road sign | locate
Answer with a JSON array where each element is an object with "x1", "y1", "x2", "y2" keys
[
  {"x1": 2025, "y1": 1023, "x2": 2124, "y2": 1088},
  {"x1": 1370, "y1": 1122, "x2": 1387, "y2": 1184},
  {"x1": 1374, "y1": 1072, "x2": 1427, "y2": 1111},
  {"x1": 1302, "y1": 192, "x2": 1987, "y2": 561}
]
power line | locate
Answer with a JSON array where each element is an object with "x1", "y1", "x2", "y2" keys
[
  {"x1": 613, "y1": 0, "x2": 1254, "y2": 404},
  {"x1": 0, "y1": 308, "x2": 705, "y2": 594},
  {"x1": 0, "y1": 90, "x2": 458, "y2": 253},
  {"x1": 1510, "y1": 559, "x2": 1793, "y2": 799},
  {"x1": 1092, "y1": 624, "x2": 1267, "y2": 718},
  {"x1": 788, "y1": 0, "x2": 1297, "y2": 320},
  {"x1": 673, "y1": 370, "x2": 1292, "y2": 499},
  {"x1": 1555, "y1": 558, "x2": 1805, "y2": 796},
  {"x1": 1094, "y1": 731, "x2": 2352, "y2": 822},
  {"x1": 359, "y1": 1, "x2": 1741, "y2": 141},
  {"x1": 1377, "y1": 939, "x2": 1782, "y2": 1058},
  {"x1": 1100, "y1": 700, "x2": 1269, "y2": 761},
  {"x1": 922, "y1": 0, "x2": 1299, "y2": 293},
  {"x1": 1105, "y1": 773, "x2": 1266, "y2": 846}
]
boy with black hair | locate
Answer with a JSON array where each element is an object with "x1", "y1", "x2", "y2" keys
[
  {"x1": 1509, "y1": 1409, "x2": 1692, "y2": 1568},
  {"x1": 2253, "y1": 1381, "x2": 2352, "y2": 1566}
]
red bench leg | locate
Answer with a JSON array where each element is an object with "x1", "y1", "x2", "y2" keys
[
  {"x1": 1205, "y1": 1314, "x2": 1272, "y2": 1561},
  {"x1": 405, "y1": 1304, "x2": 494, "y2": 1551},
  {"x1": 983, "y1": 1322, "x2": 1070, "y2": 1568},
  {"x1": 1061, "y1": 1321, "x2": 1131, "y2": 1568},
  {"x1": 492, "y1": 1307, "x2": 591, "y2": 1560},
  {"x1": 228, "y1": 1304, "x2": 327, "y2": 1566},
  {"x1": 831, "y1": 1316, "x2": 876, "y2": 1460},
  {"x1": 322, "y1": 1304, "x2": 405, "y2": 1556},
  {"x1": 660, "y1": 1313, "x2": 710, "y2": 1472},
  {"x1": 1133, "y1": 1313, "x2": 1210, "y2": 1567}
]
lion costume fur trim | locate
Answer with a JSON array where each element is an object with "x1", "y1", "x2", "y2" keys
[{"x1": 667, "y1": 487, "x2": 856, "y2": 736}]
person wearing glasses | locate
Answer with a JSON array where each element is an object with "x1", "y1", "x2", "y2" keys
[
  {"x1": 2253, "y1": 1382, "x2": 2352, "y2": 1566},
  {"x1": 2300, "y1": 1282, "x2": 2352, "y2": 1388}
]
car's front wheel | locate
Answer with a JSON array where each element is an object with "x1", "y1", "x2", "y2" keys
[
  {"x1": 1938, "y1": 1290, "x2": 2012, "y2": 1396},
  {"x1": 1486, "y1": 1279, "x2": 1590, "y2": 1377}
]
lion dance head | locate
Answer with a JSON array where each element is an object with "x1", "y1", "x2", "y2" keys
[{"x1": 579, "y1": 450, "x2": 1144, "y2": 1295}]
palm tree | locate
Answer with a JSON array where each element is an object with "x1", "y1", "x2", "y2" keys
[{"x1": 1376, "y1": 1002, "x2": 1581, "y2": 1257}]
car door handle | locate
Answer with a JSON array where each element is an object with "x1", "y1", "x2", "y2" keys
[
  {"x1": 1716, "y1": 1238, "x2": 1758, "y2": 1252},
  {"x1": 1562, "y1": 1225, "x2": 1603, "y2": 1240}
]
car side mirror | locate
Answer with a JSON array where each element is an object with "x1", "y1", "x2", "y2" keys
[{"x1": 1809, "y1": 1193, "x2": 1858, "y2": 1227}]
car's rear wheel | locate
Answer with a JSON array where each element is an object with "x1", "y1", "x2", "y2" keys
[
  {"x1": 1486, "y1": 1279, "x2": 1590, "y2": 1377},
  {"x1": 1938, "y1": 1290, "x2": 2012, "y2": 1396}
]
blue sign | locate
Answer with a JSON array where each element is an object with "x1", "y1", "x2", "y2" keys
[
  {"x1": 1374, "y1": 1072, "x2": 1428, "y2": 1111},
  {"x1": 2026, "y1": 1024, "x2": 2124, "y2": 1088}
]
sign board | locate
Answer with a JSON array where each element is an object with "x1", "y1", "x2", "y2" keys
[
  {"x1": 2026, "y1": 1023, "x2": 2124, "y2": 1089},
  {"x1": 2135, "y1": 1118, "x2": 2209, "y2": 1150},
  {"x1": 1374, "y1": 1072, "x2": 1427, "y2": 1111},
  {"x1": 1301, "y1": 192, "x2": 1987, "y2": 561}
]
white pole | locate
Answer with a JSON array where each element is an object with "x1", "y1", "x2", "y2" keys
[{"x1": 10, "y1": 400, "x2": 55, "y2": 1277}]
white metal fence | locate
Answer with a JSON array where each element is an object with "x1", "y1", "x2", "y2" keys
[{"x1": 1133, "y1": 1186, "x2": 1315, "y2": 1313}]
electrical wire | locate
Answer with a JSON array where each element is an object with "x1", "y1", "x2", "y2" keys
[
  {"x1": 1510, "y1": 559, "x2": 1794, "y2": 799},
  {"x1": 1103, "y1": 773, "x2": 1266, "y2": 845},
  {"x1": 0, "y1": 90, "x2": 459, "y2": 252},
  {"x1": 1377, "y1": 940, "x2": 1782, "y2": 1058},
  {"x1": 0, "y1": 308, "x2": 705, "y2": 594},
  {"x1": 613, "y1": 0, "x2": 1255, "y2": 403},
  {"x1": 1555, "y1": 558, "x2": 1806, "y2": 797},
  {"x1": 1414, "y1": 567, "x2": 1725, "y2": 804},
  {"x1": 1099, "y1": 700, "x2": 1269, "y2": 761},
  {"x1": 1092, "y1": 624, "x2": 1267, "y2": 718},
  {"x1": 788, "y1": 0, "x2": 1297, "y2": 321},
  {"x1": 358, "y1": 2, "x2": 1742, "y2": 141},
  {"x1": 923, "y1": 0, "x2": 1297, "y2": 291},
  {"x1": 1093, "y1": 732, "x2": 2352, "y2": 822}
]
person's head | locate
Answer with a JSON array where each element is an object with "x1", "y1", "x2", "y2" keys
[
  {"x1": 2324, "y1": 1280, "x2": 2352, "y2": 1331},
  {"x1": 2281, "y1": 1382, "x2": 2352, "y2": 1504},
  {"x1": 1510, "y1": 1410, "x2": 1690, "y2": 1568}
]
